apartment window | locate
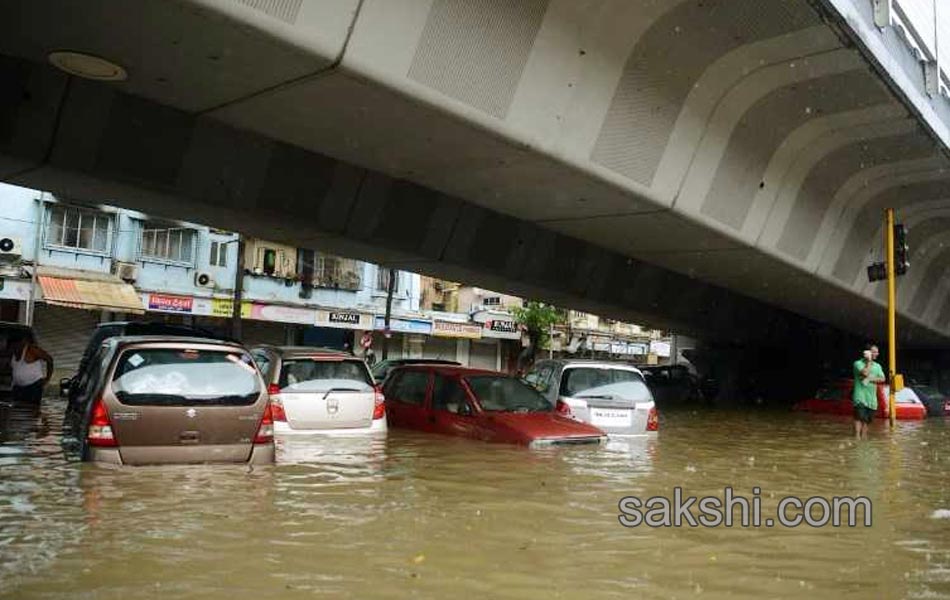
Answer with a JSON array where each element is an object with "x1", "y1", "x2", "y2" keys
[
  {"x1": 140, "y1": 224, "x2": 196, "y2": 264},
  {"x1": 484, "y1": 296, "x2": 501, "y2": 306},
  {"x1": 209, "y1": 240, "x2": 228, "y2": 267},
  {"x1": 376, "y1": 267, "x2": 399, "y2": 293},
  {"x1": 46, "y1": 205, "x2": 112, "y2": 253},
  {"x1": 261, "y1": 248, "x2": 277, "y2": 276}
]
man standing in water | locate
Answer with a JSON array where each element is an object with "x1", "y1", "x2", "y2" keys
[{"x1": 853, "y1": 344, "x2": 885, "y2": 439}]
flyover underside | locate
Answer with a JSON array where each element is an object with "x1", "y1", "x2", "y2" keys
[{"x1": 1, "y1": 0, "x2": 949, "y2": 347}]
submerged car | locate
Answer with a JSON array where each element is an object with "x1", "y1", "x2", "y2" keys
[
  {"x1": 793, "y1": 378, "x2": 927, "y2": 420},
  {"x1": 371, "y1": 358, "x2": 461, "y2": 386},
  {"x1": 251, "y1": 346, "x2": 386, "y2": 436},
  {"x1": 62, "y1": 321, "x2": 234, "y2": 417},
  {"x1": 66, "y1": 336, "x2": 274, "y2": 465},
  {"x1": 524, "y1": 360, "x2": 658, "y2": 436},
  {"x1": 383, "y1": 364, "x2": 605, "y2": 447}
]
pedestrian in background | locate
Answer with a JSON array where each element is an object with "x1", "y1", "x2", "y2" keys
[
  {"x1": 10, "y1": 331, "x2": 53, "y2": 404},
  {"x1": 853, "y1": 343, "x2": 885, "y2": 439}
]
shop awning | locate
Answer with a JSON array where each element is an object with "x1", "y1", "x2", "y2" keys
[{"x1": 38, "y1": 275, "x2": 144, "y2": 314}]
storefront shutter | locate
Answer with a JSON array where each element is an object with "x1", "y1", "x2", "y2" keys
[
  {"x1": 469, "y1": 339, "x2": 497, "y2": 370},
  {"x1": 32, "y1": 304, "x2": 99, "y2": 376},
  {"x1": 422, "y1": 337, "x2": 457, "y2": 361}
]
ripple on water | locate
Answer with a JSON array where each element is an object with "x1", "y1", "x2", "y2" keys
[{"x1": 0, "y1": 403, "x2": 949, "y2": 599}]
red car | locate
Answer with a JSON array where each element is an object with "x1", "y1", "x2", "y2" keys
[
  {"x1": 793, "y1": 379, "x2": 927, "y2": 420},
  {"x1": 383, "y1": 365, "x2": 606, "y2": 447}
]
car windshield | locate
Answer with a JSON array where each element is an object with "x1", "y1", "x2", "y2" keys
[
  {"x1": 465, "y1": 375, "x2": 551, "y2": 413},
  {"x1": 279, "y1": 358, "x2": 373, "y2": 393},
  {"x1": 112, "y1": 348, "x2": 260, "y2": 406},
  {"x1": 560, "y1": 367, "x2": 651, "y2": 401}
]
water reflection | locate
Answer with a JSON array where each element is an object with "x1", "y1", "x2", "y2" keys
[{"x1": 0, "y1": 400, "x2": 948, "y2": 598}]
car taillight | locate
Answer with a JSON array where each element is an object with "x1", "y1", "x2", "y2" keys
[
  {"x1": 373, "y1": 388, "x2": 386, "y2": 420},
  {"x1": 555, "y1": 400, "x2": 572, "y2": 418},
  {"x1": 254, "y1": 403, "x2": 274, "y2": 444},
  {"x1": 266, "y1": 383, "x2": 287, "y2": 422},
  {"x1": 270, "y1": 398, "x2": 287, "y2": 422},
  {"x1": 87, "y1": 397, "x2": 117, "y2": 447},
  {"x1": 646, "y1": 406, "x2": 659, "y2": 432}
]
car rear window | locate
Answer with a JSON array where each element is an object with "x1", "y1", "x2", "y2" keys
[
  {"x1": 278, "y1": 358, "x2": 373, "y2": 393},
  {"x1": 111, "y1": 348, "x2": 260, "y2": 406},
  {"x1": 465, "y1": 375, "x2": 551, "y2": 413},
  {"x1": 560, "y1": 367, "x2": 651, "y2": 401}
]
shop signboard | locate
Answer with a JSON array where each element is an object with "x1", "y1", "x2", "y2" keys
[
  {"x1": 211, "y1": 298, "x2": 251, "y2": 318},
  {"x1": 433, "y1": 320, "x2": 482, "y2": 339},
  {"x1": 650, "y1": 340, "x2": 671, "y2": 358},
  {"x1": 147, "y1": 293, "x2": 193, "y2": 313},
  {"x1": 316, "y1": 310, "x2": 372, "y2": 330},
  {"x1": 374, "y1": 316, "x2": 432, "y2": 335},
  {"x1": 251, "y1": 303, "x2": 314, "y2": 325},
  {"x1": 0, "y1": 279, "x2": 31, "y2": 301},
  {"x1": 481, "y1": 319, "x2": 521, "y2": 340}
]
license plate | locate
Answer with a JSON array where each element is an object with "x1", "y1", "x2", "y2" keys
[{"x1": 590, "y1": 408, "x2": 632, "y2": 428}]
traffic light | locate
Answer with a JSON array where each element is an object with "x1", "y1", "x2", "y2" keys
[
  {"x1": 893, "y1": 223, "x2": 909, "y2": 276},
  {"x1": 867, "y1": 262, "x2": 887, "y2": 283}
]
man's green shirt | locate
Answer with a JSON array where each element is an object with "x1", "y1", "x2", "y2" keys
[{"x1": 853, "y1": 359, "x2": 884, "y2": 409}]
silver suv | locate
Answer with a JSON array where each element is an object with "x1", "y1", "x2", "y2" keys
[{"x1": 524, "y1": 360, "x2": 657, "y2": 436}]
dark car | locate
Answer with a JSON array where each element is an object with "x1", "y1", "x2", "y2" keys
[
  {"x1": 0, "y1": 322, "x2": 33, "y2": 395},
  {"x1": 371, "y1": 358, "x2": 461, "y2": 385},
  {"x1": 383, "y1": 364, "x2": 605, "y2": 447},
  {"x1": 911, "y1": 384, "x2": 949, "y2": 417},
  {"x1": 639, "y1": 364, "x2": 704, "y2": 405},
  {"x1": 64, "y1": 336, "x2": 273, "y2": 465},
  {"x1": 63, "y1": 321, "x2": 234, "y2": 417}
]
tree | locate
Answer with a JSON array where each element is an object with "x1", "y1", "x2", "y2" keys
[{"x1": 510, "y1": 301, "x2": 561, "y2": 371}]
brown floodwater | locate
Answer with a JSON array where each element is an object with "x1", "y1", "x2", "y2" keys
[{"x1": 1, "y1": 398, "x2": 949, "y2": 599}]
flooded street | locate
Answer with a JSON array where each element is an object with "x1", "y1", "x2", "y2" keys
[{"x1": 1, "y1": 398, "x2": 949, "y2": 599}]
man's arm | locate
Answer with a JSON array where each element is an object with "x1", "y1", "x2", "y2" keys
[
  {"x1": 37, "y1": 348, "x2": 54, "y2": 383},
  {"x1": 870, "y1": 364, "x2": 886, "y2": 383}
]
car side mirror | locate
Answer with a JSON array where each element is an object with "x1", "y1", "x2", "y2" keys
[
  {"x1": 59, "y1": 377, "x2": 71, "y2": 397},
  {"x1": 458, "y1": 403, "x2": 473, "y2": 417}
]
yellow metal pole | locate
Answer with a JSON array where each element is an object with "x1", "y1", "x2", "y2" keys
[{"x1": 885, "y1": 208, "x2": 897, "y2": 428}]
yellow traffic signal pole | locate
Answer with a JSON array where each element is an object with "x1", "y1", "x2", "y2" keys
[{"x1": 885, "y1": 208, "x2": 897, "y2": 428}]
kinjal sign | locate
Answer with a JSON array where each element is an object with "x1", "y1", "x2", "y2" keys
[{"x1": 329, "y1": 312, "x2": 361, "y2": 325}]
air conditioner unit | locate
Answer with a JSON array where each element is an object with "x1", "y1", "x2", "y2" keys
[
  {"x1": 112, "y1": 261, "x2": 139, "y2": 282},
  {"x1": 194, "y1": 272, "x2": 215, "y2": 288},
  {"x1": 0, "y1": 237, "x2": 23, "y2": 257}
]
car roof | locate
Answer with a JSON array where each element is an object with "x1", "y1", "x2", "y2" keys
[
  {"x1": 396, "y1": 364, "x2": 504, "y2": 377},
  {"x1": 536, "y1": 359, "x2": 644, "y2": 372},
  {"x1": 254, "y1": 345, "x2": 357, "y2": 359},
  {"x1": 111, "y1": 335, "x2": 248, "y2": 349},
  {"x1": 383, "y1": 358, "x2": 461, "y2": 365}
]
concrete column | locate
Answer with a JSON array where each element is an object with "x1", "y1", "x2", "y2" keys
[{"x1": 456, "y1": 338, "x2": 470, "y2": 367}]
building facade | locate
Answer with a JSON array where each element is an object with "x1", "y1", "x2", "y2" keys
[{"x1": 0, "y1": 184, "x2": 528, "y2": 376}]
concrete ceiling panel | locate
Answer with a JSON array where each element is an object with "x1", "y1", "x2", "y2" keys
[{"x1": 0, "y1": 0, "x2": 352, "y2": 112}]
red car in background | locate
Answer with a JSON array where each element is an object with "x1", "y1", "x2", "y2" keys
[
  {"x1": 383, "y1": 365, "x2": 607, "y2": 447},
  {"x1": 793, "y1": 378, "x2": 927, "y2": 420}
]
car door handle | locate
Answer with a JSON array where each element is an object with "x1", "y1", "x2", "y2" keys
[
  {"x1": 427, "y1": 415, "x2": 436, "y2": 424},
  {"x1": 180, "y1": 431, "x2": 200, "y2": 444}
]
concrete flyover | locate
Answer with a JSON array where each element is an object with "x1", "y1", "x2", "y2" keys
[{"x1": 1, "y1": 0, "x2": 950, "y2": 348}]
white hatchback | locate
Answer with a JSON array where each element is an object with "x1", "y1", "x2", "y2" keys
[
  {"x1": 524, "y1": 360, "x2": 658, "y2": 436},
  {"x1": 251, "y1": 346, "x2": 386, "y2": 436}
]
